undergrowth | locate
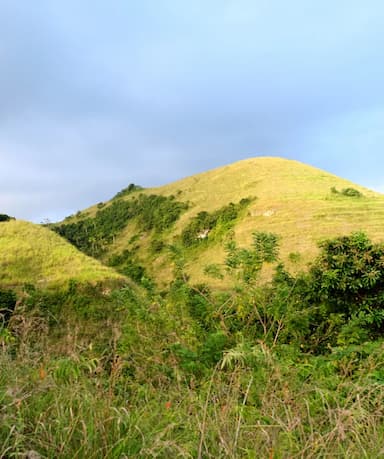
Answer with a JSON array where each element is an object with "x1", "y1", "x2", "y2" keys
[{"x1": 2, "y1": 232, "x2": 384, "y2": 457}]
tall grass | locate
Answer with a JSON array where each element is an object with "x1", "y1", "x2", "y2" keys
[{"x1": 2, "y1": 319, "x2": 384, "y2": 457}]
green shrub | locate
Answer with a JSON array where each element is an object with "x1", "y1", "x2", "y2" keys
[
  {"x1": 330, "y1": 186, "x2": 362, "y2": 198},
  {"x1": 0, "y1": 214, "x2": 14, "y2": 222},
  {"x1": 181, "y1": 198, "x2": 253, "y2": 247},
  {"x1": 113, "y1": 183, "x2": 144, "y2": 199}
]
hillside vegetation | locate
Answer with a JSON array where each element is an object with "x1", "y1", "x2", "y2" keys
[
  {"x1": 3, "y1": 231, "x2": 384, "y2": 457},
  {"x1": 4, "y1": 158, "x2": 384, "y2": 456},
  {"x1": 55, "y1": 157, "x2": 384, "y2": 287},
  {"x1": 0, "y1": 220, "x2": 124, "y2": 288}
]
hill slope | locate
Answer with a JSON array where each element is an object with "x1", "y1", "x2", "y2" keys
[
  {"x1": 0, "y1": 220, "x2": 124, "y2": 288},
  {"x1": 56, "y1": 157, "x2": 384, "y2": 285}
]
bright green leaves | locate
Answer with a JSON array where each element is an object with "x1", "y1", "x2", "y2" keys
[{"x1": 225, "y1": 231, "x2": 279, "y2": 283}]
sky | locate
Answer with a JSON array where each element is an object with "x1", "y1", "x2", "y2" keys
[{"x1": 1, "y1": 0, "x2": 384, "y2": 222}]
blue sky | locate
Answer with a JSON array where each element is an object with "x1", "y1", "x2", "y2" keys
[{"x1": 1, "y1": 0, "x2": 383, "y2": 222}]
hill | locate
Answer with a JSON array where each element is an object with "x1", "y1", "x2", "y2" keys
[
  {"x1": 5, "y1": 159, "x2": 384, "y2": 457},
  {"x1": 55, "y1": 157, "x2": 384, "y2": 286},
  {"x1": 0, "y1": 220, "x2": 124, "y2": 288}
]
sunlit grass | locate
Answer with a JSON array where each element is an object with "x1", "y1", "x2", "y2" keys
[
  {"x1": 0, "y1": 220, "x2": 124, "y2": 288},
  {"x1": 57, "y1": 157, "x2": 384, "y2": 287}
]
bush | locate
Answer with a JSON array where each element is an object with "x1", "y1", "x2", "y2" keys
[
  {"x1": 330, "y1": 187, "x2": 362, "y2": 198},
  {"x1": 181, "y1": 198, "x2": 253, "y2": 247},
  {"x1": 0, "y1": 214, "x2": 14, "y2": 222},
  {"x1": 304, "y1": 232, "x2": 384, "y2": 346}
]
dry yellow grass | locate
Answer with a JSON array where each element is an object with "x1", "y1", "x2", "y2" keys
[{"x1": 0, "y1": 220, "x2": 124, "y2": 288}]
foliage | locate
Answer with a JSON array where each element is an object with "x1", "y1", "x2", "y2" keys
[
  {"x1": 0, "y1": 214, "x2": 14, "y2": 222},
  {"x1": 331, "y1": 186, "x2": 363, "y2": 197},
  {"x1": 225, "y1": 231, "x2": 279, "y2": 282},
  {"x1": 108, "y1": 249, "x2": 153, "y2": 288},
  {"x1": 0, "y1": 289, "x2": 17, "y2": 325},
  {"x1": 112, "y1": 183, "x2": 144, "y2": 199},
  {"x1": 181, "y1": 198, "x2": 253, "y2": 247},
  {"x1": 5, "y1": 228, "x2": 384, "y2": 456},
  {"x1": 310, "y1": 232, "x2": 384, "y2": 315},
  {"x1": 54, "y1": 193, "x2": 188, "y2": 256}
]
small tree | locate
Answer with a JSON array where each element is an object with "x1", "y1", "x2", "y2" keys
[{"x1": 310, "y1": 232, "x2": 384, "y2": 315}]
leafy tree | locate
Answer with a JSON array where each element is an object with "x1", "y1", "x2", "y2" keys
[
  {"x1": 305, "y1": 232, "x2": 384, "y2": 344},
  {"x1": 310, "y1": 232, "x2": 384, "y2": 315}
]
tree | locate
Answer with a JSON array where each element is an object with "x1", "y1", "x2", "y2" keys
[{"x1": 310, "y1": 232, "x2": 384, "y2": 315}]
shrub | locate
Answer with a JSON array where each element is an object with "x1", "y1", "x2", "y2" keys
[
  {"x1": 305, "y1": 232, "x2": 384, "y2": 346},
  {"x1": 0, "y1": 214, "x2": 14, "y2": 222},
  {"x1": 181, "y1": 198, "x2": 253, "y2": 247},
  {"x1": 330, "y1": 187, "x2": 362, "y2": 198}
]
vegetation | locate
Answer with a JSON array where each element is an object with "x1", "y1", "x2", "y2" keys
[
  {"x1": 112, "y1": 183, "x2": 144, "y2": 199},
  {"x1": 0, "y1": 214, "x2": 14, "y2": 222},
  {"x1": 54, "y1": 193, "x2": 188, "y2": 257},
  {"x1": 331, "y1": 186, "x2": 363, "y2": 197},
  {"x1": 0, "y1": 220, "x2": 123, "y2": 288},
  {"x1": 3, "y1": 230, "x2": 384, "y2": 457},
  {"x1": 181, "y1": 198, "x2": 252, "y2": 247},
  {"x1": 4, "y1": 158, "x2": 384, "y2": 456},
  {"x1": 60, "y1": 157, "x2": 384, "y2": 287}
]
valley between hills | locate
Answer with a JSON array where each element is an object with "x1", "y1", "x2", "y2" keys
[{"x1": 2, "y1": 157, "x2": 384, "y2": 457}]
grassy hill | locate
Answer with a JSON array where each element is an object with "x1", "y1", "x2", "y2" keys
[
  {"x1": 56, "y1": 157, "x2": 384, "y2": 286},
  {"x1": 0, "y1": 220, "x2": 124, "y2": 288},
  {"x1": 5, "y1": 159, "x2": 384, "y2": 457}
]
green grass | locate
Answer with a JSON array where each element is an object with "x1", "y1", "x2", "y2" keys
[
  {"x1": 3, "y1": 328, "x2": 384, "y2": 458},
  {"x1": 0, "y1": 220, "x2": 124, "y2": 288}
]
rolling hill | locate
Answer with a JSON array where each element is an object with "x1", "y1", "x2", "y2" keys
[
  {"x1": 55, "y1": 157, "x2": 384, "y2": 286},
  {"x1": 0, "y1": 220, "x2": 124, "y2": 288}
]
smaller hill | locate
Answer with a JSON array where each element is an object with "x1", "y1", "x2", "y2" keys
[{"x1": 0, "y1": 220, "x2": 124, "y2": 288}]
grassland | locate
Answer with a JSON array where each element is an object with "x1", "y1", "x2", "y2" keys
[
  {"x1": 4, "y1": 159, "x2": 384, "y2": 457},
  {"x1": 68, "y1": 157, "x2": 384, "y2": 287},
  {"x1": 3, "y1": 273, "x2": 384, "y2": 458},
  {"x1": 0, "y1": 220, "x2": 124, "y2": 288}
]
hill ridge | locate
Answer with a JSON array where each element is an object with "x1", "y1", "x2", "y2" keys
[{"x1": 54, "y1": 156, "x2": 384, "y2": 287}]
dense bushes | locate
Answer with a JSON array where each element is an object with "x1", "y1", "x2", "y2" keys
[
  {"x1": 4, "y1": 231, "x2": 384, "y2": 456},
  {"x1": 54, "y1": 193, "x2": 188, "y2": 256},
  {"x1": 181, "y1": 198, "x2": 253, "y2": 247}
]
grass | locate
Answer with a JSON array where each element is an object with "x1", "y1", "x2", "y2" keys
[
  {"x1": 71, "y1": 157, "x2": 384, "y2": 287},
  {"x1": 0, "y1": 220, "x2": 124, "y2": 288},
  {"x1": 3, "y1": 236, "x2": 384, "y2": 457},
  {"x1": 3, "y1": 331, "x2": 384, "y2": 458},
  {"x1": 103, "y1": 158, "x2": 384, "y2": 286}
]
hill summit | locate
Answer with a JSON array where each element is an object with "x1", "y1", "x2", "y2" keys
[{"x1": 55, "y1": 157, "x2": 384, "y2": 286}]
